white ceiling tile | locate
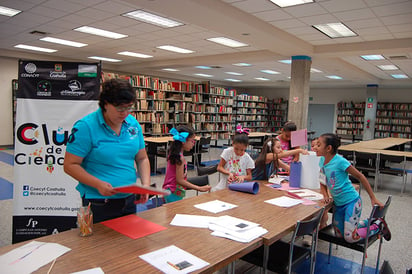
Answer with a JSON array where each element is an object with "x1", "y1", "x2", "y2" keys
[
  {"x1": 363, "y1": 0, "x2": 407, "y2": 7},
  {"x1": 231, "y1": 0, "x2": 277, "y2": 13},
  {"x1": 356, "y1": 26, "x2": 391, "y2": 36},
  {"x1": 362, "y1": 33, "x2": 395, "y2": 41},
  {"x1": 285, "y1": 26, "x2": 320, "y2": 35},
  {"x1": 299, "y1": 33, "x2": 330, "y2": 41},
  {"x1": 173, "y1": 25, "x2": 207, "y2": 34},
  {"x1": 334, "y1": 8, "x2": 376, "y2": 21},
  {"x1": 319, "y1": 0, "x2": 367, "y2": 12},
  {"x1": 41, "y1": 0, "x2": 86, "y2": 13},
  {"x1": 392, "y1": 31, "x2": 412, "y2": 39},
  {"x1": 172, "y1": 34, "x2": 198, "y2": 43},
  {"x1": 26, "y1": 6, "x2": 67, "y2": 19},
  {"x1": 102, "y1": 16, "x2": 139, "y2": 28},
  {"x1": 283, "y1": 3, "x2": 329, "y2": 17},
  {"x1": 60, "y1": 14, "x2": 98, "y2": 26},
  {"x1": 94, "y1": 0, "x2": 139, "y2": 14},
  {"x1": 311, "y1": 39, "x2": 339, "y2": 45},
  {"x1": 269, "y1": 19, "x2": 307, "y2": 29},
  {"x1": 68, "y1": 0, "x2": 107, "y2": 7},
  {"x1": 386, "y1": 23, "x2": 412, "y2": 33},
  {"x1": 253, "y1": 9, "x2": 292, "y2": 22},
  {"x1": 76, "y1": 7, "x2": 115, "y2": 20},
  {"x1": 372, "y1": 2, "x2": 412, "y2": 17},
  {"x1": 299, "y1": 14, "x2": 339, "y2": 25},
  {"x1": 6, "y1": 12, "x2": 54, "y2": 27},
  {"x1": 347, "y1": 18, "x2": 383, "y2": 29},
  {"x1": 380, "y1": 14, "x2": 412, "y2": 26},
  {"x1": 0, "y1": 0, "x2": 37, "y2": 11}
]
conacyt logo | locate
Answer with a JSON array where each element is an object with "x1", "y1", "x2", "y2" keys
[
  {"x1": 21, "y1": 62, "x2": 40, "y2": 78},
  {"x1": 15, "y1": 123, "x2": 69, "y2": 170}
]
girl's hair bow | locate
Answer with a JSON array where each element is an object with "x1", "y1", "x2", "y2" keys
[
  {"x1": 170, "y1": 127, "x2": 189, "y2": 142},
  {"x1": 236, "y1": 124, "x2": 250, "y2": 135}
]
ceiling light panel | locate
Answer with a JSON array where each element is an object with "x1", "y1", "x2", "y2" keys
[
  {"x1": 14, "y1": 44, "x2": 57, "y2": 53},
  {"x1": 391, "y1": 74, "x2": 408, "y2": 79},
  {"x1": 0, "y1": 5, "x2": 21, "y2": 16},
  {"x1": 74, "y1": 26, "x2": 128, "y2": 39},
  {"x1": 123, "y1": 10, "x2": 183, "y2": 28},
  {"x1": 313, "y1": 23, "x2": 357, "y2": 38},
  {"x1": 162, "y1": 68, "x2": 180, "y2": 72},
  {"x1": 206, "y1": 37, "x2": 248, "y2": 48},
  {"x1": 233, "y1": 63, "x2": 251, "y2": 67},
  {"x1": 361, "y1": 55, "x2": 385, "y2": 60},
  {"x1": 269, "y1": 0, "x2": 314, "y2": 8},
  {"x1": 377, "y1": 65, "x2": 398, "y2": 71},
  {"x1": 88, "y1": 56, "x2": 122, "y2": 62},
  {"x1": 225, "y1": 72, "x2": 244, "y2": 76},
  {"x1": 117, "y1": 51, "x2": 153, "y2": 58},
  {"x1": 40, "y1": 37, "x2": 87, "y2": 47},
  {"x1": 255, "y1": 77, "x2": 270, "y2": 81},
  {"x1": 225, "y1": 79, "x2": 242, "y2": 82},
  {"x1": 326, "y1": 75, "x2": 343, "y2": 79},
  {"x1": 194, "y1": 73, "x2": 213, "y2": 77},
  {"x1": 157, "y1": 45, "x2": 194, "y2": 53},
  {"x1": 260, "y1": 70, "x2": 280, "y2": 74}
]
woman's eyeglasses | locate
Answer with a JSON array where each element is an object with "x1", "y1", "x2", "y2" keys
[{"x1": 114, "y1": 105, "x2": 134, "y2": 112}]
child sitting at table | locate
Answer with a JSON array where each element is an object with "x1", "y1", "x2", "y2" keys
[
  {"x1": 214, "y1": 124, "x2": 255, "y2": 191},
  {"x1": 253, "y1": 137, "x2": 309, "y2": 180},
  {"x1": 316, "y1": 133, "x2": 391, "y2": 242},
  {"x1": 311, "y1": 137, "x2": 319, "y2": 152},
  {"x1": 162, "y1": 126, "x2": 211, "y2": 203}
]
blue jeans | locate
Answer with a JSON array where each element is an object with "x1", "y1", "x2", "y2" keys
[{"x1": 82, "y1": 195, "x2": 136, "y2": 223}]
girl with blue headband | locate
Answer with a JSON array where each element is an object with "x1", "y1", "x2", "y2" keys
[{"x1": 162, "y1": 125, "x2": 211, "y2": 203}]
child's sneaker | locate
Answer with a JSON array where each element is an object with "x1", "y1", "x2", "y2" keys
[{"x1": 374, "y1": 218, "x2": 391, "y2": 241}]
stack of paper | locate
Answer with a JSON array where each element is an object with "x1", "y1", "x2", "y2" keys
[
  {"x1": 288, "y1": 189, "x2": 323, "y2": 200},
  {"x1": 194, "y1": 200, "x2": 237, "y2": 213},
  {"x1": 208, "y1": 215, "x2": 267, "y2": 243},
  {"x1": 265, "y1": 196, "x2": 303, "y2": 207}
]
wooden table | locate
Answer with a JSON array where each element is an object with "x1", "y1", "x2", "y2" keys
[
  {"x1": 339, "y1": 137, "x2": 412, "y2": 151},
  {"x1": 0, "y1": 183, "x2": 326, "y2": 273}
]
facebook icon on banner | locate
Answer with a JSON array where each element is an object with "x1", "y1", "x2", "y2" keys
[{"x1": 23, "y1": 185, "x2": 29, "y2": 196}]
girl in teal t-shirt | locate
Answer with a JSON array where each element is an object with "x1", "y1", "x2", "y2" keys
[{"x1": 317, "y1": 133, "x2": 390, "y2": 243}]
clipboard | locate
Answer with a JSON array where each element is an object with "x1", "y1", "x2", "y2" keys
[{"x1": 114, "y1": 184, "x2": 170, "y2": 196}]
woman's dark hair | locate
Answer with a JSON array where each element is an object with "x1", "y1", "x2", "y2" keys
[
  {"x1": 99, "y1": 79, "x2": 136, "y2": 111},
  {"x1": 255, "y1": 137, "x2": 280, "y2": 179},
  {"x1": 283, "y1": 121, "x2": 297, "y2": 132},
  {"x1": 320, "y1": 133, "x2": 341, "y2": 154},
  {"x1": 233, "y1": 132, "x2": 249, "y2": 146},
  {"x1": 168, "y1": 125, "x2": 195, "y2": 165}
]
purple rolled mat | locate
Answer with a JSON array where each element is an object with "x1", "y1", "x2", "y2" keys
[{"x1": 228, "y1": 181, "x2": 259, "y2": 194}]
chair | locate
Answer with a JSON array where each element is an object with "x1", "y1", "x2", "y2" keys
[
  {"x1": 338, "y1": 149, "x2": 354, "y2": 164},
  {"x1": 378, "y1": 153, "x2": 407, "y2": 194},
  {"x1": 187, "y1": 175, "x2": 210, "y2": 196},
  {"x1": 354, "y1": 151, "x2": 380, "y2": 191},
  {"x1": 318, "y1": 196, "x2": 392, "y2": 274},
  {"x1": 196, "y1": 164, "x2": 217, "y2": 176},
  {"x1": 241, "y1": 207, "x2": 325, "y2": 274},
  {"x1": 379, "y1": 260, "x2": 394, "y2": 274},
  {"x1": 193, "y1": 136, "x2": 211, "y2": 167}
]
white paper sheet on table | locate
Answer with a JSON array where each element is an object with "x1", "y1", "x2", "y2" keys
[
  {"x1": 265, "y1": 196, "x2": 303, "y2": 207},
  {"x1": 139, "y1": 245, "x2": 209, "y2": 274},
  {"x1": 288, "y1": 189, "x2": 323, "y2": 200},
  {"x1": 170, "y1": 214, "x2": 218, "y2": 228},
  {"x1": 268, "y1": 176, "x2": 288, "y2": 185},
  {"x1": 209, "y1": 215, "x2": 260, "y2": 232},
  {"x1": 209, "y1": 224, "x2": 268, "y2": 243},
  {"x1": 0, "y1": 240, "x2": 71, "y2": 274},
  {"x1": 71, "y1": 267, "x2": 105, "y2": 274},
  {"x1": 194, "y1": 200, "x2": 237, "y2": 213}
]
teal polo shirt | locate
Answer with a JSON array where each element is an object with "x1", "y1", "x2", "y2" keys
[{"x1": 66, "y1": 108, "x2": 145, "y2": 199}]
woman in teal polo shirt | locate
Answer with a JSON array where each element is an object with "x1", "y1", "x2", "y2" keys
[{"x1": 64, "y1": 79, "x2": 151, "y2": 223}]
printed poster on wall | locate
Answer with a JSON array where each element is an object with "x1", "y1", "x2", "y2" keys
[{"x1": 13, "y1": 60, "x2": 101, "y2": 243}]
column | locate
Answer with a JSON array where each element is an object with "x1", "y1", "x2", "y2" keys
[
  {"x1": 363, "y1": 84, "x2": 378, "y2": 140},
  {"x1": 288, "y1": 55, "x2": 311, "y2": 130}
]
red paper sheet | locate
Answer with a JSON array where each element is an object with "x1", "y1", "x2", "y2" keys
[
  {"x1": 102, "y1": 214, "x2": 167, "y2": 239},
  {"x1": 114, "y1": 184, "x2": 169, "y2": 195}
]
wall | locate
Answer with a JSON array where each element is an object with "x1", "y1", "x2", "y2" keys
[{"x1": 0, "y1": 57, "x2": 18, "y2": 146}]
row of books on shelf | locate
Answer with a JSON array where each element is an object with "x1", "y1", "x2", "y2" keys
[
  {"x1": 236, "y1": 109, "x2": 267, "y2": 115},
  {"x1": 376, "y1": 111, "x2": 412, "y2": 117},
  {"x1": 375, "y1": 132, "x2": 412, "y2": 138},
  {"x1": 337, "y1": 109, "x2": 365, "y2": 115},
  {"x1": 375, "y1": 125, "x2": 411, "y2": 132},
  {"x1": 235, "y1": 115, "x2": 267, "y2": 121},
  {"x1": 337, "y1": 116, "x2": 364, "y2": 122},
  {"x1": 376, "y1": 118, "x2": 411, "y2": 125},
  {"x1": 208, "y1": 97, "x2": 234, "y2": 105},
  {"x1": 337, "y1": 101, "x2": 365, "y2": 109},
  {"x1": 192, "y1": 122, "x2": 232, "y2": 132},
  {"x1": 237, "y1": 94, "x2": 267, "y2": 102},
  {"x1": 211, "y1": 132, "x2": 231, "y2": 140},
  {"x1": 336, "y1": 122, "x2": 363, "y2": 128},
  {"x1": 191, "y1": 114, "x2": 233, "y2": 122},
  {"x1": 235, "y1": 102, "x2": 267, "y2": 108},
  {"x1": 210, "y1": 87, "x2": 236, "y2": 96},
  {"x1": 377, "y1": 103, "x2": 412, "y2": 111},
  {"x1": 242, "y1": 122, "x2": 268, "y2": 128},
  {"x1": 336, "y1": 129, "x2": 364, "y2": 136}
]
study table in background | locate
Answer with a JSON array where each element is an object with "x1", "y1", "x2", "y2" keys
[{"x1": 0, "y1": 182, "x2": 327, "y2": 274}]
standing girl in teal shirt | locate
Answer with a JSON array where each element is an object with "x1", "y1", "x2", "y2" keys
[{"x1": 317, "y1": 133, "x2": 390, "y2": 243}]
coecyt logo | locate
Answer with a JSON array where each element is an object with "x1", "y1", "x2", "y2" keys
[
  {"x1": 23, "y1": 185, "x2": 29, "y2": 196},
  {"x1": 25, "y1": 63, "x2": 37, "y2": 73}
]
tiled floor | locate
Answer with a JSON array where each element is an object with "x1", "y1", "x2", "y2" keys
[{"x1": 1, "y1": 145, "x2": 411, "y2": 273}]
